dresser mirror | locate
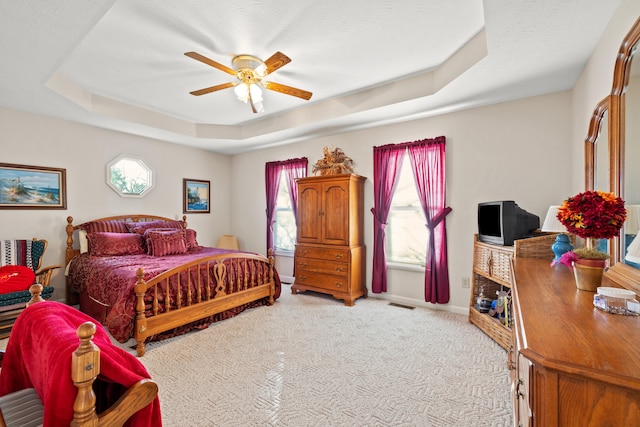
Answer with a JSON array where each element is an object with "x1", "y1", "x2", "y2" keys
[
  {"x1": 584, "y1": 97, "x2": 609, "y2": 191},
  {"x1": 604, "y1": 17, "x2": 640, "y2": 294}
]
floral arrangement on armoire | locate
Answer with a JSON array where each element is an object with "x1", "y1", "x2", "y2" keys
[{"x1": 312, "y1": 146, "x2": 355, "y2": 175}]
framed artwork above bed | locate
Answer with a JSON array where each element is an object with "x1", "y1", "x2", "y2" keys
[
  {"x1": 0, "y1": 162, "x2": 67, "y2": 209},
  {"x1": 183, "y1": 178, "x2": 210, "y2": 213}
]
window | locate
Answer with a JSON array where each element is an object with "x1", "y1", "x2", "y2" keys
[
  {"x1": 274, "y1": 171, "x2": 296, "y2": 251},
  {"x1": 386, "y1": 157, "x2": 427, "y2": 266},
  {"x1": 106, "y1": 155, "x2": 154, "y2": 198}
]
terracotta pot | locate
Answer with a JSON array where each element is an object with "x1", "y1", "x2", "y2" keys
[{"x1": 572, "y1": 258, "x2": 607, "y2": 292}]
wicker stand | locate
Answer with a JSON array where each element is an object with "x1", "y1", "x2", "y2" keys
[{"x1": 468, "y1": 233, "x2": 560, "y2": 349}]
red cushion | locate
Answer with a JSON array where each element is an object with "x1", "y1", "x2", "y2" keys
[{"x1": 0, "y1": 265, "x2": 36, "y2": 294}]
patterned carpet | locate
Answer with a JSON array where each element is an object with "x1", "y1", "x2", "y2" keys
[{"x1": 136, "y1": 285, "x2": 513, "y2": 426}]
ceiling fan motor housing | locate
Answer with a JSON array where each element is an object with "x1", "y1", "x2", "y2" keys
[{"x1": 232, "y1": 55, "x2": 265, "y2": 82}]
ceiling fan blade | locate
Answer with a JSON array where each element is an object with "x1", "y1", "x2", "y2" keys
[
  {"x1": 184, "y1": 51, "x2": 237, "y2": 76},
  {"x1": 262, "y1": 81, "x2": 312, "y2": 100},
  {"x1": 263, "y1": 52, "x2": 291, "y2": 75},
  {"x1": 189, "y1": 81, "x2": 235, "y2": 96}
]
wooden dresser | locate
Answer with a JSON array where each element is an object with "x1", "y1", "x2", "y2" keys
[
  {"x1": 510, "y1": 257, "x2": 640, "y2": 426},
  {"x1": 292, "y1": 174, "x2": 367, "y2": 306}
]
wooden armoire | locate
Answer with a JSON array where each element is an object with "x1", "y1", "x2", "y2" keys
[{"x1": 292, "y1": 173, "x2": 367, "y2": 306}]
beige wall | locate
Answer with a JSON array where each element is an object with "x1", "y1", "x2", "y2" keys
[
  {"x1": 232, "y1": 91, "x2": 573, "y2": 313},
  {"x1": 0, "y1": 108, "x2": 232, "y2": 301}
]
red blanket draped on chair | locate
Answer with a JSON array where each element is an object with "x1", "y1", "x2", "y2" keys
[{"x1": 0, "y1": 301, "x2": 162, "y2": 426}]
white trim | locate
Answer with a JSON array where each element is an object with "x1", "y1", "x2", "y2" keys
[
  {"x1": 368, "y1": 294, "x2": 468, "y2": 316},
  {"x1": 386, "y1": 262, "x2": 425, "y2": 273}
]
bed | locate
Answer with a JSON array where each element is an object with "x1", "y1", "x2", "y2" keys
[{"x1": 65, "y1": 215, "x2": 280, "y2": 357}]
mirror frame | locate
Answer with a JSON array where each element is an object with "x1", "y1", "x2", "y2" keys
[
  {"x1": 604, "y1": 17, "x2": 640, "y2": 295},
  {"x1": 585, "y1": 96, "x2": 609, "y2": 191}
]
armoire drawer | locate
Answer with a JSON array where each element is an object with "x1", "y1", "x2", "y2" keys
[
  {"x1": 295, "y1": 270, "x2": 348, "y2": 292},
  {"x1": 295, "y1": 258, "x2": 349, "y2": 276},
  {"x1": 295, "y1": 245, "x2": 349, "y2": 262}
]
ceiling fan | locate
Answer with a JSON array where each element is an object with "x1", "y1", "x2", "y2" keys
[{"x1": 184, "y1": 51, "x2": 313, "y2": 113}]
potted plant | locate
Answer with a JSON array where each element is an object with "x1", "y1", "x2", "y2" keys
[{"x1": 552, "y1": 190, "x2": 627, "y2": 291}]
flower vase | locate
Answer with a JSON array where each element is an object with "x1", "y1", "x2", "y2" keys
[{"x1": 572, "y1": 258, "x2": 606, "y2": 292}]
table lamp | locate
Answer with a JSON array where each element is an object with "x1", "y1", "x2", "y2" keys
[{"x1": 541, "y1": 205, "x2": 574, "y2": 261}]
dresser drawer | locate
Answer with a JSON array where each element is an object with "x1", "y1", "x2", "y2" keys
[
  {"x1": 295, "y1": 258, "x2": 349, "y2": 276},
  {"x1": 295, "y1": 245, "x2": 349, "y2": 261},
  {"x1": 295, "y1": 270, "x2": 348, "y2": 292}
]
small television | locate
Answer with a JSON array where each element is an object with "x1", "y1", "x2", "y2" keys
[{"x1": 478, "y1": 201, "x2": 540, "y2": 246}]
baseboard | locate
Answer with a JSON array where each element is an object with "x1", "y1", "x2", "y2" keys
[
  {"x1": 279, "y1": 275, "x2": 294, "y2": 284},
  {"x1": 368, "y1": 294, "x2": 468, "y2": 315}
]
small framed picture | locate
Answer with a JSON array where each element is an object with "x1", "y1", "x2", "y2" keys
[
  {"x1": 0, "y1": 163, "x2": 67, "y2": 209},
  {"x1": 183, "y1": 179, "x2": 210, "y2": 213}
]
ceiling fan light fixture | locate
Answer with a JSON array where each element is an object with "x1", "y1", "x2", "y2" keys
[
  {"x1": 234, "y1": 83, "x2": 263, "y2": 103},
  {"x1": 234, "y1": 83, "x2": 249, "y2": 102}
]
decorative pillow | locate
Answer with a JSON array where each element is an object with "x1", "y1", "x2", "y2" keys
[
  {"x1": 185, "y1": 229, "x2": 198, "y2": 249},
  {"x1": 146, "y1": 229, "x2": 188, "y2": 257},
  {"x1": 79, "y1": 220, "x2": 129, "y2": 234},
  {"x1": 164, "y1": 220, "x2": 186, "y2": 230},
  {"x1": 87, "y1": 232, "x2": 145, "y2": 257},
  {"x1": 126, "y1": 220, "x2": 184, "y2": 235},
  {"x1": 142, "y1": 227, "x2": 184, "y2": 237},
  {"x1": 0, "y1": 265, "x2": 36, "y2": 294}
]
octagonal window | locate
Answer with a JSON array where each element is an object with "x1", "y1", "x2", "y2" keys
[{"x1": 107, "y1": 155, "x2": 154, "y2": 198}]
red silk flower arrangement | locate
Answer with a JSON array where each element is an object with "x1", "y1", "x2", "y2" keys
[
  {"x1": 552, "y1": 190, "x2": 626, "y2": 269},
  {"x1": 556, "y1": 190, "x2": 626, "y2": 240}
]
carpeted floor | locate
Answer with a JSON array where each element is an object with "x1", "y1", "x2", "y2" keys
[{"x1": 134, "y1": 285, "x2": 513, "y2": 426}]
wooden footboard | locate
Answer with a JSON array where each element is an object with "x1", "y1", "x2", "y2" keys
[{"x1": 132, "y1": 251, "x2": 276, "y2": 357}]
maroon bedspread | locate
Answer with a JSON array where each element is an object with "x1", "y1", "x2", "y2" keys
[{"x1": 67, "y1": 247, "x2": 281, "y2": 342}]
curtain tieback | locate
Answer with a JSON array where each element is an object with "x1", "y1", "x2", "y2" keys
[
  {"x1": 426, "y1": 207, "x2": 452, "y2": 230},
  {"x1": 370, "y1": 208, "x2": 388, "y2": 228}
]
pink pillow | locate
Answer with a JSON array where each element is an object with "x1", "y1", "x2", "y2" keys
[
  {"x1": 0, "y1": 265, "x2": 36, "y2": 294},
  {"x1": 87, "y1": 232, "x2": 145, "y2": 257},
  {"x1": 146, "y1": 230, "x2": 187, "y2": 257},
  {"x1": 126, "y1": 220, "x2": 168, "y2": 235},
  {"x1": 80, "y1": 219, "x2": 129, "y2": 234},
  {"x1": 185, "y1": 229, "x2": 198, "y2": 249},
  {"x1": 126, "y1": 220, "x2": 184, "y2": 235}
]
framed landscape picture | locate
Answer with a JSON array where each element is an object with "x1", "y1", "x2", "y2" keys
[
  {"x1": 183, "y1": 178, "x2": 210, "y2": 213},
  {"x1": 0, "y1": 163, "x2": 67, "y2": 209}
]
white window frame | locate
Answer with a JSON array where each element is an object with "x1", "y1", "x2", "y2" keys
[
  {"x1": 273, "y1": 171, "x2": 296, "y2": 253},
  {"x1": 386, "y1": 157, "x2": 427, "y2": 267}
]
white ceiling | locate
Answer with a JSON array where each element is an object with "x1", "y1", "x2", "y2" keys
[{"x1": 0, "y1": 0, "x2": 622, "y2": 155}]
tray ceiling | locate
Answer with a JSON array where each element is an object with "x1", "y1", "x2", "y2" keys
[{"x1": 0, "y1": 0, "x2": 621, "y2": 154}]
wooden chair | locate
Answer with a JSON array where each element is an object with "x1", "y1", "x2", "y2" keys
[
  {"x1": 0, "y1": 239, "x2": 61, "y2": 338},
  {"x1": 0, "y1": 285, "x2": 160, "y2": 426}
]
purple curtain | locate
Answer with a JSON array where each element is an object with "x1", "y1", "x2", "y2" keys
[
  {"x1": 281, "y1": 158, "x2": 308, "y2": 225},
  {"x1": 265, "y1": 158, "x2": 308, "y2": 253},
  {"x1": 371, "y1": 144, "x2": 406, "y2": 293},
  {"x1": 407, "y1": 136, "x2": 452, "y2": 303}
]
